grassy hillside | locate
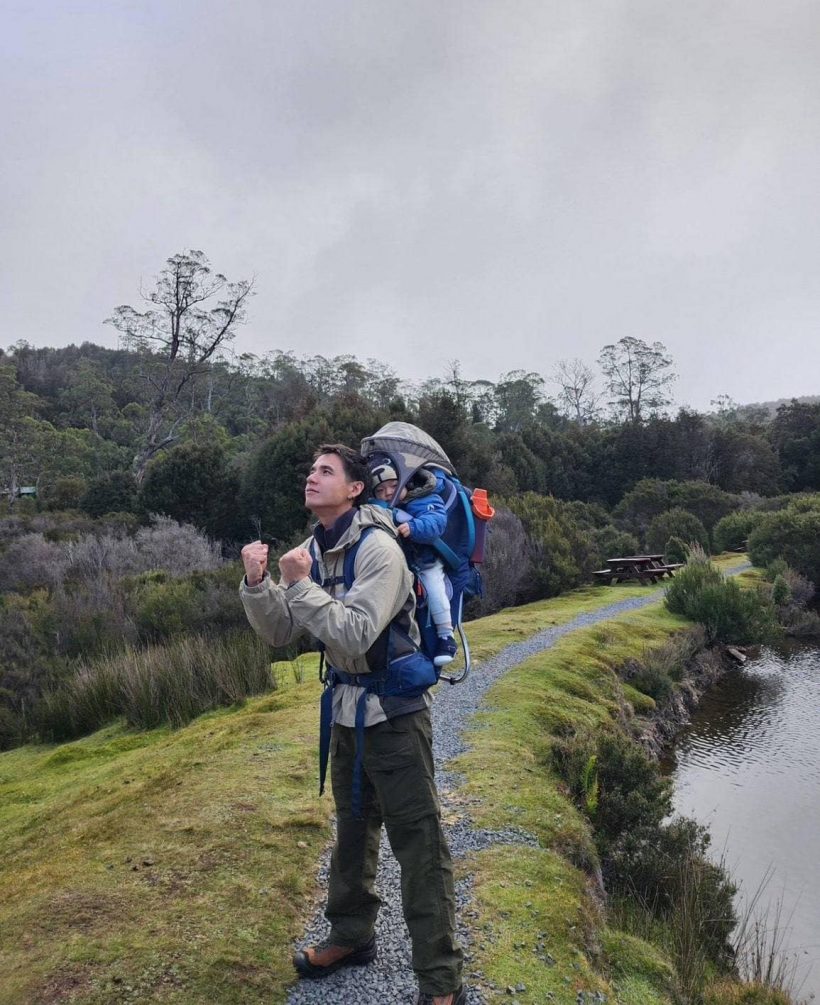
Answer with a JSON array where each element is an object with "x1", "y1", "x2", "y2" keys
[{"x1": 0, "y1": 564, "x2": 750, "y2": 1004}]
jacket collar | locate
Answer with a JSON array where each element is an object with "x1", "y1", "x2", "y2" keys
[{"x1": 313, "y1": 508, "x2": 356, "y2": 555}]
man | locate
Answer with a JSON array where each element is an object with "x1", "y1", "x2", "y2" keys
[{"x1": 240, "y1": 444, "x2": 465, "y2": 1005}]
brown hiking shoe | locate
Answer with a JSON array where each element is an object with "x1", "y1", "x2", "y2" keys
[
  {"x1": 292, "y1": 934, "x2": 377, "y2": 978},
  {"x1": 414, "y1": 987, "x2": 467, "y2": 1005}
]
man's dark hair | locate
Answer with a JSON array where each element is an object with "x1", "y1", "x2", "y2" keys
[{"x1": 314, "y1": 443, "x2": 369, "y2": 505}]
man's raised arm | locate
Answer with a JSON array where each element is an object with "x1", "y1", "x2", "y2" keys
[{"x1": 240, "y1": 540, "x2": 302, "y2": 647}]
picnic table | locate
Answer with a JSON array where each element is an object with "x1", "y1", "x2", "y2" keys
[{"x1": 592, "y1": 554, "x2": 683, "y2": 585}]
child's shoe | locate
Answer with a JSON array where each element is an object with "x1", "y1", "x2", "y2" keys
[{"x1": 433, "y1": 635, "x2": 457, "y2": 667}]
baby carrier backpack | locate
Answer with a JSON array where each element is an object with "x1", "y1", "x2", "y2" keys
[{"x1": 361, "y1": 421, "x2": 495, "y2": 684}]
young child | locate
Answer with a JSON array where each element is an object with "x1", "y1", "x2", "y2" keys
[{"x1": 369, "y1": 458, "x2": 458, "y2": 667}]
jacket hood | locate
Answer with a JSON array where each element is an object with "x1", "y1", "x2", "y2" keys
[{"x1": 403, "y1": 467, "x2": 438, "y2": 502}]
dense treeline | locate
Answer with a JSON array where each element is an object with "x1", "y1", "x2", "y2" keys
[
  {"x1": 4, "y1": 337, "x2": 819, "y2": 523},
  {"x1": 1, "y1": 318, "x2": 819, "y2": 749}
]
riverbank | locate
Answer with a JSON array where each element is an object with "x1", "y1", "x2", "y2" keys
[
  {"x1": 453, "y1": 603, "x2": 695, "y2": 1003},
  {"x1": 447, "y1": 556, "x2": 793, "y2": 1005}
]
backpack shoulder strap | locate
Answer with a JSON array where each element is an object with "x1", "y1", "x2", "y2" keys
[
  {"x1": 309, "y1": 538, "x2": 321, "y2": 585},
  {"x1": 342, "y1": 525, "x2": 374, "y2": 590},
  {"x1": 309, "y1": 537, "x2": 349, "y2": 591}
]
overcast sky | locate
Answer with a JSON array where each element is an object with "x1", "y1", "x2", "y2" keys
[{"x1": 3, "y1": 0, "x2": 819, "y2": 411}]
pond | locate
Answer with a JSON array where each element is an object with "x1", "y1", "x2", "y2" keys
[{"x1": 663, "y1": 643, "x2": 820, "y2": 1002}]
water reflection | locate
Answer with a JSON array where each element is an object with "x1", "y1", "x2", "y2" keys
[{"x1": 667, "y1": 644, "x2": 820, "y2": 1000}]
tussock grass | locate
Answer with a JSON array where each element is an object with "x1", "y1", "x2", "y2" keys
[
  {"x1": 36, "y1": 630, "x2": 275, "y2": 741},
  {"x1": 703, "y1": 981, "x2": 793, "y2": 1004}
]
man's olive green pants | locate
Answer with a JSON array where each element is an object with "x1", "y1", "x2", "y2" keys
[{"x1": 326, "y1": 708, "x2": 463, "y2": 996}]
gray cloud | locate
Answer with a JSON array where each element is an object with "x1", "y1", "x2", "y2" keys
[{"x1": 3, "y1": 0, "x2": 820, "y2": 409}]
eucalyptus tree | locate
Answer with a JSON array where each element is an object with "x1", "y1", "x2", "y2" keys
[
  {"x1": 105, "y1": 250, "x2": 253, "y2": 481},
  {"x1": 598, "y1": 337, "x2": 676, "y2": 423},
  {"x1": 494, "y1": 369, "x2": 545, "y2": 432},
  {"x1": 0, "y1": 364, "x2": 50, "y2": 506}
]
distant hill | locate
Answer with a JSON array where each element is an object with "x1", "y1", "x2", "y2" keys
[{"x1": 739, "y1": 394, "x2": 820, "y2": 419}]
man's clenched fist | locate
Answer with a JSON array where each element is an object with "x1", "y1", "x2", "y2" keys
[
  {"x1": 241, "y1": 540, "x2": 269, "y2": 587},
  {"x1": 278, "y1": 547, "x2": 313, "y2": 587}
]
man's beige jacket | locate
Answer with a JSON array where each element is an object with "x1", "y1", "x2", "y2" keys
[{"x1": 240, "y1": 504, "x2": 427, "y2": 727}]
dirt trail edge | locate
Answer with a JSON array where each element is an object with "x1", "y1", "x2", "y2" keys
[{"x1": 287, "y1": 566, "x2": 751, "y2": 1005}]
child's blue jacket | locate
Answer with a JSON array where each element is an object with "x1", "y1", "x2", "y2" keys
[
  {"x1": 400, "y1": 490, "x2": 447, "y2": 543},
  {"x1": 371, "y1": 471, "x2": 447, "y2": 566}
]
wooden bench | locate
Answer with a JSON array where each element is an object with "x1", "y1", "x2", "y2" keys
[{"x1": 592, "y1": 569, "x2": 617, "y2": 585}]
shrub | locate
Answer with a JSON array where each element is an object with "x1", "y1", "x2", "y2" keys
[
  {"x1": 781, "y1": 566, "x2": 815, "y2": 606},
  {"x1": 504, "y1": 492, "x2": 598, "y2": 598},
  {"x1": 762, "y1": 562, "x2": 817, "y2": 634},
  {"x1": 133, "y1": 516, "x2": 223, "y2": 575},
  {"x1": 558, "y1": 724, "x2": 737, "y2": 980},
  {"x1": 48, "y1": 582, "x2": 134, "y2": 659},
  {"x1": 608, "y1": 817, "x2": 736, "y2": 962},
  {"x1": 665, "y1": 551, "x2": 780, "y2": 644},
  {"x1": 592, "y1": 732, "x2": 673, "y2": 853},
  {"x1": 748, "y1": 506, "x2": 820, "y2": 583},
  {"x1": 628, "y1": 661, "x2": 674, "y2": 703},
  {"x1": 63, "y1": 516, "x2": 222, "y2": 582},
  {"x1": 646, "y1": 508, "x2": 709, "y2": 557},
  {"x1": 594, "y1": 526, "x2": 639, "y2": 565},
  {"x1": 80, "y1": 470, "x2": 138, "y2": 518},
  {"x1": 764, "y1": 558, "x2": 789, "y2": 582},
  {"x1": 618, "y1": 630, "x2": 703, "y2": 700},
  {"x1": 770, "y1": 575, "x2": 790, "y2": 607},
  {"x1": 30, "y1": 512, "x2": 98, "y2": 542},
  {"x1": 554, "y1": 730, "x2": 672, "y2": 854},
  {"x1": 0, "y1": 533, "x2": 67, "y2": 593},
  {"x1": 616, "y1": 479, "x2": 739, "y2": 538},
  {"x1": 470, "y1": 507, "x2": 535, "y2": 615},
  {"x1": 127, "y1": 563, "x2": 247, "y2": 642},
  {"x1": 42, "y1": 476, "x2": 87, "y2": 511},
  {"x1": 713, "y1": 510, "x2": 764, "y2": 553},
  {"x1": 664, "y1": 535, "x2": 689, "y2": 563}
]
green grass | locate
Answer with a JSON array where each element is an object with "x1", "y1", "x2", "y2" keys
[
  {"x1": 448, "y1": 553, "x2": 782, "y2": 1005},
  {"x1": 464, "y1": 582, "x2": 656, "y2": 663},
  {"x1": 0, "y1": 673, "x2": 327, "y2": 1004},
  {"x1": 0, "y1": 554, "x2": 757, "y2": 1004},
  {"x1": 452, "y1": 604, "x2": 690, "y2": 1004}
]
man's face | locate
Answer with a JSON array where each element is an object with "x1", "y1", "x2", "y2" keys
[{"x1": 305, "y1": 453, "x2": 362, "y2": 513}]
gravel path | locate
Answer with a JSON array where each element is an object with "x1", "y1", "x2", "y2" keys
[{"x1": 287, "y1": 568, "x2": 750, "y2": 1005}]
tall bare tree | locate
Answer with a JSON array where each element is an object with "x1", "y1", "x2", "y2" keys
[
  {"x1": 105, "y1": 250, "x2": 253, "y2": 481},
  {"x1": 598, "y1": 336, "x2": 676, "y2": 422},
  {"x1": 551, "y1": 358, "x2": 600, "y2": 424}
]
